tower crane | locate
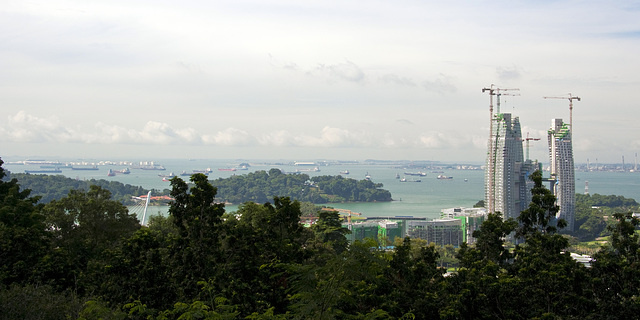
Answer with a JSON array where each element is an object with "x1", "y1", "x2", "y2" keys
[
  {"x1": 496, "y1": 89, "x2": 520, "y2": 114},
  {"x1": 482, "y1": 85, "x2": 519, "y2": 214},
  {"x1": 543, "y1": 93, "x2": 581, "y2": 129},
  {"x1": 521, "y1": 132, "x2": 540, "y2": 161}
]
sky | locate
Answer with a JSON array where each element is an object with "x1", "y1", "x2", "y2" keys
[{"x1": 1, "y1": 0, "x2": 639, "y2": 163}]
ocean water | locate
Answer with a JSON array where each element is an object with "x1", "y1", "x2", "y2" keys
[{"x1": 4, "y1": 158, "x2": 640, "y2": 221}]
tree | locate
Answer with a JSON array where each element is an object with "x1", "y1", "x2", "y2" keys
[
  {"x1": 0, "y1": 158, "x2": 50, "y2": 286},
  {"x1": 214, "y1": 197, "x2": 312, "y2": 316},
  {"x1": 589, "y1": 212, "x2": 640, "y2": 318},
  {"x1": 311, "y1": 209, "x2": 350, "y2": 254},
  {"x1": 168, "y1": 173, "x2": 225, "y2": 301},
  {"x1": 457, "y1": 212, "x2": 517, "y2": 268},
  {"x1": 516, "y1": 170, "x2": 564, "y2": 239},
  {"x1": 39, "y1": 185, "x2": 140, "y2": 293},
  {"x1": 383, "y1": 237, "x2": 443, "y2": 319}
]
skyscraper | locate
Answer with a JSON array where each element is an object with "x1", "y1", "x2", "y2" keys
[
  {"x1": 485, "y1": 113, "x2": 525, "y2": 220},
  {"x1": 548, "y1": 118, "x2": 575, "y2": 231}
]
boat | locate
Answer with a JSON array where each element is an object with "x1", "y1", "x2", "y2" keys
[
  {"x1": 24, "y1": 169, "x2": 62, "y2": 174},
  {"x1": 180, "y1": 171, "x2": 191, "y2": 176},
  {"x1": 139, "y1": 165, "x2": 166, "y2": 170},
  {"x1": 404, "y1": 171, "x2": 427, "y2": 176},
  {"x1": 158, "y1": 172, "x2": 176, "y2": 178},
  {"x1": 110, "y1": 168, "x2": 130, "y2": 175},
  {"x1": 162, "y1": 177, "x2": 171, "y2": 182},
  {"x1": 437, "y1": 175, "x2": 453, "y2": 180},
  {"x1": 365, "y1": 172, "x2": 371, "y2": 180},
  {"x1": 193, "y1": 168, "x2": 213, "y2": 174},
  {"x1": 340, "y1": 170, "x2": 349, "y2": 175},
  {"x1": 395, "y1": 173, "x2": 400, "y2": 179},
  {"x1": 218, "y1": 168, "x2": 237, "y2": 171},
  {"x1": 71, "y1": 166, "x2": 99, "y2": 170},
  {"x1": 400, "y1": 177, "x2": 421, "y2": 182},
  {"x1": 399, "y1": 177, "x2": 407, "y2": 182},
  {"x1": 132, "y1": 162, "x2": 166, "y2": 170}
]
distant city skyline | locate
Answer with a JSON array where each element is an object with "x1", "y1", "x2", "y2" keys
[{"x1": 1, "y1": 1, "x2": 639, "y2": 163}]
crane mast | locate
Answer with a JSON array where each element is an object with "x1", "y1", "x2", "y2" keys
[
  {"x1": 543, "y1": 93, "x2": 581, "y2": 130},
  {"x1": 522, "y1": 132, "x2": 540, "y2": 161}
]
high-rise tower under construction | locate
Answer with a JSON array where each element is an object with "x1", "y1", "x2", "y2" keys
[
  {"x1": 548, "y1": 118, "x2": 575, "y2": 231},
  {"x1": 485, "y1": 113, "x2": 525, "y2": 220}
]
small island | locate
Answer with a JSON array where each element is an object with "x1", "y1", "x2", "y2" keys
[{"x1": 210, "y1": 168, "x2": 392, "y2": 204}]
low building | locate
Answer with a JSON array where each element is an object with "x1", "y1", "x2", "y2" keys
[
  {"x1": 441, "y1": 207, "x2": 487, "y2": 244},
  {"x1": 407, "y1": 218, "x2": 463, "y2": 247}
]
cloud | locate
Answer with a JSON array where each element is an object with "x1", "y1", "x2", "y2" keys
[
  {"x1": 0, "y1": 112, "x2": 486, "y2": 155},
  {"x1": 257, "y1": 130, "x2": 295, "y2": 147},
  {"x1": 257, "y1": 127, "x2": 370, "y2": 148},
  {"x1": 202, "y1": 128, "x2": 252, "y2": 146},
  {"x1": 422, "y1": 74, "x2": 456, "y2": 93},
  {"x1": 316, "y1": 60, "x2": 365, "y2": 83},
  {"x1": 396, "y1": 119, "x2": 414, "y2": 125},
  {"x1": 496, "y1": 65, "x2": 523, "y2": 81},
  {"x1": 379, "y1": 74, "x2": 417, "y2": 87},
  {"x1": 418, "y1": 131, "x2": 476, "y2": 149},
  {"x1": 295, "y1": 126, "x2": 367, "y2": 147},
  {"x1": 1, "y1": 111, "x2": 77, "y2": 142}
]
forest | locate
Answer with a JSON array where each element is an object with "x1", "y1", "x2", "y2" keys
[
  {"x1": 5, "y1": 168, "x2": 392, "y2": 206},
  {"x1": 211, "y1": 168, "x2": 392, "y2": 204},
  {"x1": 2, "y1": 158, "x2": 640, "y2": 319}
]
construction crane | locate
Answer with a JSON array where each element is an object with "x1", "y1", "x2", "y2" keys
[
  {"x1": 521, "y1": 132, "x2": 540, "y2": 161},
  {"x1": 543, "y1": 93, "x2": 581, "y2": 129},
  {"x1": 496, "y1": 89, "x2": 520, "y2": 114},
  {"x1": 482, "y1": 85, "x2": 519, "y2": 214}
]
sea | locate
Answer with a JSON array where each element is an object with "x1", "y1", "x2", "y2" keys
[{"x1": 4, "y1": 158, "x2": 640, "y2": 222}]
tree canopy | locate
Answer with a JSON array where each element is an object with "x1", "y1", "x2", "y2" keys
[{"x1": 3, "y1": 161, "x2": 640, "y2": 319}]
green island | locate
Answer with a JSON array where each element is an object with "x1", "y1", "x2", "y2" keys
[
  {"x1": 5, "y1": 168, "x2": 392, "y2": 206},
  {"x1": 210, "y1": 168, "x2": 392, "y2": 204}
]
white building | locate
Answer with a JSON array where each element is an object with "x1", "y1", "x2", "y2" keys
[
  {"x1": 548, "y1": 118, "x2": 576, "y2": 231},
  {"x1": 485, "y1": 113, "x2": 525, "y2": 220}
]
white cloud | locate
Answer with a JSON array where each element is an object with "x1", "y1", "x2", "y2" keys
[
  {"x1": 203, "y1": 128, "x2": 252, "y2": 146},
  {"x1": 379, "y1": 74, "x2": 417, "y2": 87},
  {"x1": 2, "y1": 111, "x2": 77, "y2": 143},
  {"x1": 422, "y1": 74, "x2": 457, "y2": 94}
]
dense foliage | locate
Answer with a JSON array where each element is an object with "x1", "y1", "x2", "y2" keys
[
  {"x1": 5, "y1": 168, "x2": 392, "y2": 207},
  {"x1": 573, "y1": 193, "x2": 640, "y2": 241},
  {"x1": 3, "y1": 172, "x2": 157, "y2": 205},
  {"x1": 4, "y1": 158, "x2": 640, "y2": 319},
  {"x1": 211, "y1": 168, "x2": 392, "y2": 204}
]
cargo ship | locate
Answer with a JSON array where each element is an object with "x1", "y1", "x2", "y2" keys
[
  {"x1": 25, "y1": 169, "x2": 62, "y2": 174},
  {"x1": 71, "y1": 166, "x2": 99, "y2": 170}
]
